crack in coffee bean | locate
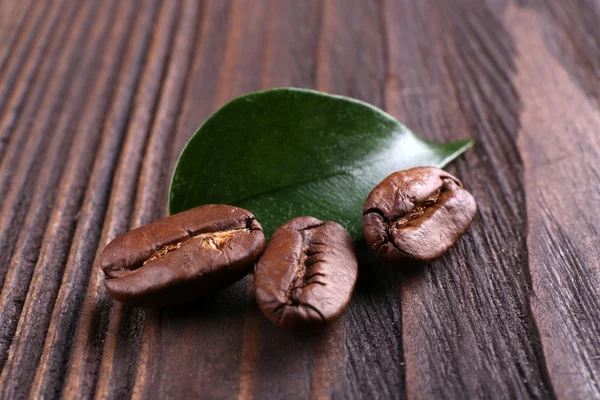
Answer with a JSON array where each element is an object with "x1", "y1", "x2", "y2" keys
[
  {"x1": 142, "y1": 228, "x2": 250, "y2": 266},
  {"x1": 285, "y1": 229, "x2": 328, "y2": 306},
  {"x1": 393, "y1": 186, "x2": 444, "y2": 227},
  {"x1": 255, "y1": 216, "x2": 358, "y2": 331},
  {"x1": 100, "y1": 205, "x2": 265, "y2": 307},
  {"x1": 363, "y1": 167, "x2": 476, "y2": 265}
]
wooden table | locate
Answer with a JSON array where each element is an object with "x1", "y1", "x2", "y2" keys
[{"x1": 1, "y1": 1, "x2": 599, "y2": 398}]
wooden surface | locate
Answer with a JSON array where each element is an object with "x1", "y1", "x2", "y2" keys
[{"x1": 1, "y1": 0, "x2": 599, "y2": 398}]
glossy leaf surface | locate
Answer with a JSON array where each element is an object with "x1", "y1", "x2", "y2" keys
[{"x1": 169, "y1": 88, "x2": 472, "y2": 239}]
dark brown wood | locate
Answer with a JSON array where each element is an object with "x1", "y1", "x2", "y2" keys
[
  {"x1": 506, "y1": 3, "x2": 600, "y2": 398},
  {"x1": 1, "y1": 0, "x2": 599, "y2": 398},
  {"x1": 384, "y1": 1, "x2": 552, "y2": 398}
]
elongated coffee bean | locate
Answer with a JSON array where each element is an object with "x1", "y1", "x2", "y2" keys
[
  {"x1": 254, "y1": 217, "x2": 358, "y2": 330},
  {"x1": 363, "y1": 167, "x2": 476, "y2": 264},
  {"x1": 101, "y1": 205, "x2": 266, "y2": 307}
]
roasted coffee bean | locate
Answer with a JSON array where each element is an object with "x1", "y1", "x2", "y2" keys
[
  {"x1": 101, "y1": 205, "x2": 266, "y2": 307},
  {"x1": 363, "y1": 167, "x2": 476, "y2": 264},
  {"x1": 254, "y1": 217, "x2": 358, "y2": 331}
]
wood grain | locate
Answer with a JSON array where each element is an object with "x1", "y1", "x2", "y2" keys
[
  {"x1": 507, "y1": 4, "x2": 600, "y2": 398},
  {"x1": 1, "y1": 0, "x2": 599, "y2": 399},
  {"x1": 384, "y1": 1, "x2": 552, "y2": 398}
]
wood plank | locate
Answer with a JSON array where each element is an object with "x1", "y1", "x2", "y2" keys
[
  {"x1": 132, "y1": 4, "x2": 232, "y2": 397},
  {"x1": 0, "y1": 1, "x2": 159, "y2": 398},
  {"x1": 0, "y1": 0, "x2": 52, "y2": 150},
  {"x1": 0, "y1": 0, "x2": 599, "y2": 398},
  {"x1": 236, "y1": 2, "x2": 320, "y2": 399},
  {"x1": 316, "y1": 1, "x2": 405, "y2": 398},
  {"x1": 34, "y1": 1, "x2": 179, "y2": 397},
  {"x1": 0, "y1": 0, "x2": 97, "y2": 373},
  {"x1": 506, "y1": 4, "x2": 600, "y2": 398},
  {"x1": 0, "y1": 0, "x2": 95, "y2": 288},
  {"x1": 133, "y1": 1, "x2": 270, "y2": 397},
  {"x1": 384, "y1": 1, "x2": 552, "y2": 398},
  {"x1": 0, "y1": 0, "x2": 35, "y2": 87},
  {"x1": 93, "y1": 0, "x2": 199, "y2": 397}
]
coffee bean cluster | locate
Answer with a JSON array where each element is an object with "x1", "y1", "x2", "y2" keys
[{"x1": 101, "y1": 167, "x2": 476, "y2": 330}]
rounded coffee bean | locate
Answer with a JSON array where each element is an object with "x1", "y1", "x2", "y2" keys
[
  {"x1": 101, "y1": 204, "x2": 266, "y2": 307},
  {"x1": 254, "y1": 217, "x2": 358, "y2": 331},
  {"x1": 363, "y1": 166, "x2": 476, "y2": 264}
]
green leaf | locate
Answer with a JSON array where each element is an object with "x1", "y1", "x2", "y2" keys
[{"x1": 169, "y1": 88, "x2": 472, "y2": 240}]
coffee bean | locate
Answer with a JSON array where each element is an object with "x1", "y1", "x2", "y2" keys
[
  {"x1": 254, "y1": 217, "x2": 358, "y2": 330},
  {"x1": 363, "y1": 166, "x2": 476, "y2": 264},
  {"x1": 101, "y1": 204, "x2": 266, "y2": 307}
]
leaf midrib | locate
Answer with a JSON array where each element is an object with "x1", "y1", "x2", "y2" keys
[
  {"x1": 195, "y1": 138, "x2": 473, "y2": 209},
  {"x1": 222, "y1": 169, "x2": 354, "y2": 206}
]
